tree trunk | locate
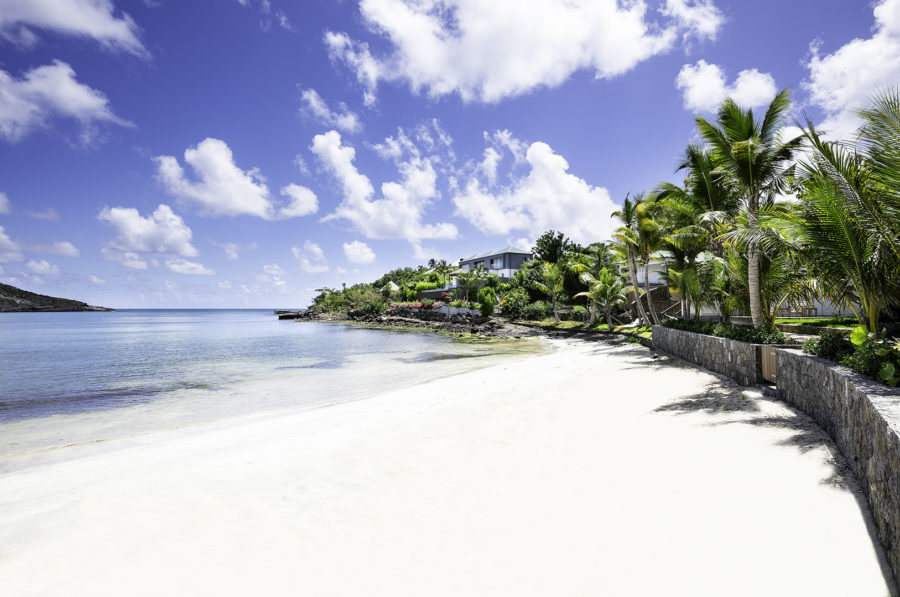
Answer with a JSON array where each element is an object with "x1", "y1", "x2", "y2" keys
[
  {"x1": 747, "y1": 191, "x2": 764, "y2": 328},
  {"x1": 643, "y1": 259, "x2": 660, "y2": 325},
  {"x1": 627, "y1": 249, "x2": 651, "y2": 326},
  {"x1": 552, "y1": 295, "x2": 560, "y2": 322},
  {"x1": 606, "y1": 309, "x2": 613, "y2": 330},
  {"x1": 588, "y1": 301, "x2": 597, "y2": 327}
]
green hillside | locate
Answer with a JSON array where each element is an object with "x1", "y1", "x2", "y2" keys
[{"x1": 0, "y1": 283, "x2": 113, "y2": 312}]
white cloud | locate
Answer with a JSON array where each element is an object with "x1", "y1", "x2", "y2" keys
[
  {"x1": 279, "y1": 183, "x2": 318, "y2": 218},
  {"x1": 299, "y1": 88, "x2": 362, "y2": 133},
  {"x1": 218, "y1": 280, "x2": 232, "y2": 290},
  {"x1": 0, "y1": 225, "x2": 24, "y2": 262},
  {"x1": 26, "y1": 259, "x2": 59, "y2": 275},
  {"x1": 343, "y1": 240, "x2": 376, "y2": 265},
  {"x1": 155, "y1": 138, "x2": 276, "y2": 219},
  {"x1": 311, "y1": 130, "x2": 457, "y2": 243},
  {"x1": 325, "y1": 0, "x2": 723, "y2": 104},
  {"x1": 803, "y1": 0, "x2": 900, "y2": 140},
  {"x1": 660, "y1": 0, "x2": 724, "y2": 43},
  {"x1": 0, "y1": 60, "x2": 132, "y2": 143},
  {"x1": 98, "y1": 204, "x2": 198, "y2": 257},
  {"x1": 0, "y1": 191, "x2": 9, "y2": 213},
  {"x1": 216, "y1": 241, "x2": 240, "y2": 260},
  {"x1": 676, "y1": 60, "x2": 777, "y2": 113},
  {"x1": 292, "y1": 240, "x2": 329, "y2": 273},
  {"x1": 263, "y1": 263, "x2": 284, "y2": 275},
  {"x1": 27, "y1": 207, "x2": 59, "y2": 220},
  {"x1": 452, "y1": 135, "x2": 619, "y2": 245},
  {"x1": 165, "y1": 258, "x2": 214, "y2": 275},
  {"x1": 0, "y1": 0, "x2": 147, "y2": 56},
  {"x1": 90, "y1": 274, "x2": 106, "y2": 285},
  {"x1": 101, "y1": 248, "x2": 147, "y2": 269},
  {"x1": 31, "y1": 240, "x2": 80, "y2": 257}
]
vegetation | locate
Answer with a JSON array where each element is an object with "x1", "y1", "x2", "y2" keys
[{"x1": 661, "y1": 318, "x2": 788, "y2": 345}]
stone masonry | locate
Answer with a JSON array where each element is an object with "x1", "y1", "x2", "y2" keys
[
  {"x1": 651, "y1": 325, "x2": 764, "y2": 386},
  {"x1": 777, "y1": 349, "x2": 900, "y2": 586}
]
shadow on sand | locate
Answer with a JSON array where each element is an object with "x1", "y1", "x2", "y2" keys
[{"x1": 590, "y1": 336, "x2": 899, "y2": 594}]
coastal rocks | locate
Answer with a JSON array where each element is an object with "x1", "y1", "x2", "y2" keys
[{"x1": 776, "y1": 349, "x2": 900, "y2": 586}]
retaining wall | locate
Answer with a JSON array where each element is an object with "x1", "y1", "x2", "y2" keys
[
  {"x1": 776, "y1": 349, "x2": 900, "y2": 584},
  {"x1": 651, "y1": 325, "x2": 765, "y2": 385}
]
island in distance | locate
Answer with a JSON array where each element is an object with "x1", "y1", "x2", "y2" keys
[{"x1": 0, "y1": 283, "x2": 113, "y2": 312}]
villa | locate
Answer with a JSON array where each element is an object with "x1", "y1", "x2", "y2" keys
[{"x1": 418, "y1": 246, "x2": 533, "y2": 299}]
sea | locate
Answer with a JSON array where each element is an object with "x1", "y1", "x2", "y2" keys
[{"x1": 0, "y1": 309, "x2": 544, "y2": 471}]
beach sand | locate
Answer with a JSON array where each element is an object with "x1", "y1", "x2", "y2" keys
[{"x1": 0, "y1": 338, "x2": 895, "y2": 596}]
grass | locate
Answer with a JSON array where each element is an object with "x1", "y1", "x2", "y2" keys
[{"x1": 774, "y1": 317, "x2": 858, "y2": 328}]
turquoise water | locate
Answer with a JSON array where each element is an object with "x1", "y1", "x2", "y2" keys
[{"x1": 0, "y1": 310, "x2": 541, "y2": 468}]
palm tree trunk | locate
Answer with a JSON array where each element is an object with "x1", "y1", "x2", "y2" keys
[
  {"x1": 588, "y1": 301, "x2": 596, "y2": 327},
  {"x1": 627, "y1": 249, "x2": 651, "y2": 326},
  {"x1": 606, "y1": 309, "x2": 613, "y2": 330},
  {"x1": 643, "y1": 259, "x2": 660, "y2": 325},
  {"x1": 552, "y1": 295, "x2": 560, "y2": 322},
  {"x1": 747, "y1": 191, "x2": 764, "y2": 328}
]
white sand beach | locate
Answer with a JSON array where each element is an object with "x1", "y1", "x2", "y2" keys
[{"x1": 0, "y1": 338, "x2": 895, "y2": 596}]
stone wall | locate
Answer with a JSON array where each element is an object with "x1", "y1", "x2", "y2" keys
[
  {"x1": 776, "y1": 349, "x2": 900, "y2": 584},
  {"x1": 651, "y1": 325, "x2": 764, "y2": 385}
]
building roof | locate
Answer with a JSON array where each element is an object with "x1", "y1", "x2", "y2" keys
[
  {"x1": 381, "y1": 281, "x2": 400, "y2": 291},
  {"x1": 460, "y1": 246, "x2": 531, "y2": 262}
]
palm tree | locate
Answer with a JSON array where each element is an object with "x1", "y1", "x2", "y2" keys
[
  {"x1": 455, "y1": 271, "x2": 477, "y2": 303},
  {"x1": 612, "y1": 193, "x2": 652, "y2": 327},
  {"x1": 635, "y1": 195, "x2": 664, "y2": 324},
  {"x1": 695, "y1": 89, "x2": 803, "y2": 327},
  {"x1": 571, "y1": 242, "x2": 620, "y2": 323},
  {"x1": 433, "y1": 259, "x2": 455, "y2": 288},
  {"x1": 533, "y1": 262, "x2": 565, "y2": 321},
  {"x1": 576, "y1": 268, "x2": 628, "y2": 328}
]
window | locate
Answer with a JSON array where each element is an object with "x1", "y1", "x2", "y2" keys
[{"x1": 490, "y1": 257, "x2": 501, "y2": 269}]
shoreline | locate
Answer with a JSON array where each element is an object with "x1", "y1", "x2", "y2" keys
[{"x1": 1, "y1": 338, "x2": 895, "y2": 596}]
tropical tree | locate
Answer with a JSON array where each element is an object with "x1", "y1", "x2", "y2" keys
[
  {"x1": 635, "y1": 194, "x2": 664, "y2": 324},
  {"x1": 612, "y1": 193, "x2": 652, "y2": 327},
  {"x1": 533, "y1": 262, "x2": 565, "y2": 321},
  {"x1": 455, "y1": 271, "x2": 477, "y2": 302},
  {"x1": 695, "y1": 89, "x2": 804, "y2": 327},
  {"x1": 533, "y1": 230, "x2": 578, "y2": 264},
  {"x1": 576, "y1": 268, "x2": 628, "y2": 328},
  {"x1": 433, "y1": 259, "x2": 455, "y2": 287}
]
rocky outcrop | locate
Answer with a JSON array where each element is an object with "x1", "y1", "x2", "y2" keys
[{"x1": 0, "y1": 283, "x2": 112, "y2": 312}]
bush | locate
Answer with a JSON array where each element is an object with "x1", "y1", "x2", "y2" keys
[
  {"x1": 414, "y1": 281, "x2": 440, "y2": 291},
  {"x1": 803, "y1": 331, "x2": 854, "y2": 362},
  {"x1": 522, "y1": 300, "x2": 550, "y2": 321},
  {"x1": 840, "y1": 341, "x2": 886, "y2": 378},
  {"x1": 478, "y1": 287, "x2": 496, "y2": 317},
  {"x1": 500, "y1": 288, "x2": 529, "y2": 320},
  {"x1": 661, "y1": 318, "x2": 789, "y2": 345},
  {"x1": 359, "y1": 298, "x2": 388, "y2": 316},
  {"x1": 449, "y1": 299, "x2": 467, "y2": 308}
]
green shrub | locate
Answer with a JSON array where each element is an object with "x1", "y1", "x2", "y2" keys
[
  {"x1": 522, "y1": 300, "x2": 550, "y2": 321},
  {"x1": 414, "y1": 281, "x2": 440, "y2": 291},
  {"x1": 573, "y1": 305, "x2": 586, "y2": 313},
  {"x1": 840, "y1": 341, "x2": 886, "y2": 378},
  {"x1": 449, "y1": 299, "x2": 467, "y2": 308},
  {"x1": 359, "y1": 298, "x2": 388, "y2": 316},
  {"x1": 478, "y1": 287, "x2": 496, "y2": 317},
  {"x1": 803, "y1": 331, "x2": 854, "y2": 362},
  {"x1": 661, "y1": 318, "x2": 789, "y2": 345},
  {"x1": 500, "y1": 288, "x2": 529, "y2": 320}
]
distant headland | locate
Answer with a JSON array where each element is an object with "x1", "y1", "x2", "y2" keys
[{"x1": 0, "y1": 283, "x2": 113, "y2": 312}]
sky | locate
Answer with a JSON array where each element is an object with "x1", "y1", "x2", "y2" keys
[{"x1": 0, "y1": 0, "x2": 897, "y2": 308}]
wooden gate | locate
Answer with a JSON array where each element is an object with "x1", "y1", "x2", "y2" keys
[{"x1": 761, "y1": 345, "x2": 778, "y2": 382}]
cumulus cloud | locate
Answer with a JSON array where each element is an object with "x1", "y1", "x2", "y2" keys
[
  {"x1": 165, "y1": 258, "x2": 214, "y2": 275},
  {"x1": 0, "y1": 60, "x2": 133, "y2": 143},
  {"x1": 0, "y1": 0, "x2": 146, "y2": 56},
  {"x1": 26, "y1": 259, "x2": 59, "y2": 275},
  {"x1": 292, "y1": 240, "x2": 329, "y2": 273},
  {"x1": 0, "y1": 191, "x2": 9, "y2": 213},
  {"x1": 0, "y1": 225, "x2": 24, "y2": 262},
  {"x1": 311, "y1": 130, "x2": 457, "y2": 246},
  {"x1": 299, "y1": 88, "x2": 362, "y2": 133},
  {"x1": 343, "y1": 240, "x2": 376, "y2": 265},
  {"x1": 31, "y1": 240, "x2": 79, "y2": 257},
  {"x1": 279, "y1": 183, "x2": 318, "y2": 218},
  {"x1": 101, "y1": 248, "x2": 147, "y2": 269},
  {"x1": 676, "y1": 60, "x2": 777, "y2": 113},
  {"x1": 98, "y1": 204, "x2": 199, "y2": 258},
  {"x1": 451, "y1": 134, "x2": 619, "y2": 245},
  {"x1": 803, "y1": 0, "x2": 900, "y2": 140},
  {"x1": 325, "y1": 0, "x2": 724, "y2": 104},
  {"x1": 89, "y1": 274, "x2": 106, "y2": 284},
  {"x1": 155, "y1": 138, "x2": 275, "y2": 219}
]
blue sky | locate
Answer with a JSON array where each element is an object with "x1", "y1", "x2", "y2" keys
[{"x1": 0, "y1": 0, "x2": 895, "y2": 308}]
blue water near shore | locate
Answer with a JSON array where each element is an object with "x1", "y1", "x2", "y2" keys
[{"x1": 0, "y1": 309, "x2": 541, "y2": 468}]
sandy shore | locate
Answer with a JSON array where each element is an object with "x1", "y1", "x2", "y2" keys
[{"x1": 0, "y1": 338, "x2": 896, "y2": 596}]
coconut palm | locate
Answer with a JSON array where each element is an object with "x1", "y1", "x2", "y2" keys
[
  {"x1": 533, "y1": 262, "x2": 565, "y2": 321},
  {"x1": 433, "y1": 259, "x2": 455, "y2": 287},
  {"x1": 455, "y1": 271, "x2": 477, "y2": 303},
  {"x1": 612, "y1": 193, "x2": 652, "y2": 327},
  {"x1": 695, "y1": 89, "x2": 804, "y2": 327},
  {"x1": 576, "y1": 268, "x2": 628, "y2": 328},
  {"x1": 635, "y1": 194, "x2": 664, "y2": 324}
]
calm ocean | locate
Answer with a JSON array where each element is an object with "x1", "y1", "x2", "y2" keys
[{"x1": 0, "y1": 310, "x2": 541, "y2": 470}]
